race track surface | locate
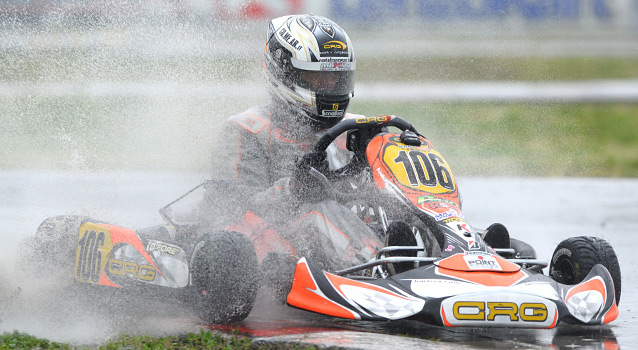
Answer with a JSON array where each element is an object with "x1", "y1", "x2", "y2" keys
[{"x1": 0, "y1": 171, "x2": 635, "y2": 349}]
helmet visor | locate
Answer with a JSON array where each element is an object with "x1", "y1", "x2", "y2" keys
[{"x1": 294, "y1": 69, "x2": 354, "y2": 95}]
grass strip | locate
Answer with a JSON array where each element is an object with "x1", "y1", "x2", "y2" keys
[
  {"x1": 3, "y1": 95, "x2": 635, "y2": 177},
  {"x1": 0, "y1": 330, "x2": 317, "y2": 350}
]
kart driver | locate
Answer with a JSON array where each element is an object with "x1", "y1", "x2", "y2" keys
[
  {"x1": 200, "y1": 14, "x2": 535, "y2": 284},
  {"x1": 202, "y1": 14, "x2": 529, "y2": 284},
  {"x1": 203, "y1": 14, "x2": 391, "y2": 279}
]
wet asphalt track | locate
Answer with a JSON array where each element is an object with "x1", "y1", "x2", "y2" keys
[{"x1": 0, "y1": 171, "x2": 636, "y2": 349}]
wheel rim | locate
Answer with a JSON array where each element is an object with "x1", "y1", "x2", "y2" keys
[{"x1": 553, "y1": 257, "x2": 577, "y2": 284}]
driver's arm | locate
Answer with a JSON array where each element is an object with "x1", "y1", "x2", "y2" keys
[{"x1": 208, "y1": 110, "x2": 299, "y2": 221}]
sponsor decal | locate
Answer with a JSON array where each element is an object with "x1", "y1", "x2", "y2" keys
[
  {"x1": 147, "y1": 241, "x2": 180, "y2": 255},
  {"x1": 417, "y1": 197, "x2": 432, "y2": 204},
  {"x1": 108, "y1": 259, "x2": 156, "y2": 282},
  {"x1": 452, "y1": 301, "x2": 549, "y2": 322},
  {"x1": 442, "y1": 217, "x2": 462, "y2": 224},
  {"x1": 428, "y1": 201, "x2": 450, "y2": 210},
  {"x1": 425, "y1": 205, "x2": 464, "y2": 224},
  {"x1": 445, "y1": 221, "x2": 471, "y2": 235},
  {"x1": 417, "y1": 195, "x2": 437, "y2": 204},
  {"x1": 323, "y1": 109, "x2": 343, "y2": 117},
  {"x1": 463, "y1": 252, "x2": 501, "y2": 270},
  {"x1": 320, "y1": 62, "x2": 352, "y2": 71},
  {"x1": 323, "y1": 40, "x2": 347, "y2": 50},
  {"x1": 440, "y1": 294, "x2": 558, "y2": 327},
  {"x1": 410, "y1": 279, "x2": 481, "y2": 298},
  {"x1": 457, "y1": 223, "x2": 470, "y2": 232},
  {"x1": 278, "y1": 28, "x2": 302, "y2": 50},
  {"x1": 445, "y1": 245, "x2": 455, "y2": 252},
  {"x1": 468, "y1": 240, "x2": 481, "y2": 250},
  {"x1": 318, "y1": 57, "x2": 349, "y2": 63},
  {"x1": 443, "y1": 222, "x2": 481, "y2": 249},
  {"x1": 434, "y1": 209, "x2": 457, "y2": 221},
  {"x1": 355, "y1": 116, "x2": 390, "y2": 124}
]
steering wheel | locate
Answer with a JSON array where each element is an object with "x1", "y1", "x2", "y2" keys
[
  {"x1": 297, "y1": 115, "x2": 419, "y2": 182},
  {"x1": 297, "y1": 115, "x2": 419, "y2": 202},
  {"x1": 314, "y1": 115, "x2": 419, "y2": 156}
]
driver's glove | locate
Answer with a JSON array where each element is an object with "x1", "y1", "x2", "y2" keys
[{"x1": 291, "y1": 151, "x2": 330, "y2": 203}]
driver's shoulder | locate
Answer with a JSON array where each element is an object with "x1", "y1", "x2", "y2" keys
[{"x1": 228, "y1": 105, "x2": 272, "y2": 135}]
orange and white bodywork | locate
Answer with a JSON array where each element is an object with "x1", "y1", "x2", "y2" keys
[
  {"x1": 287, "y1": 115, "x2": 619, "y2": 328},
  {"x1": 287, "y1": 254, "x2": 618, "y2": 328}
]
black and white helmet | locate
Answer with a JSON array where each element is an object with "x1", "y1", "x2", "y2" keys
[{"x1": 264, "y1": 14, "x2": 355, "y2": 129}]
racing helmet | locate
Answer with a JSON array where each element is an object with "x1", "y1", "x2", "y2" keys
[{"x1": 264, "y1": 14, "x2": 355, "y2": 129}]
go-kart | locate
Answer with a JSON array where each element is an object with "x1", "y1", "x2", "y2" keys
[
  {"x1": 285, "y1": 115, "x2": 621, "y2": 328},
  {"x1": 17, "y1": 115, "x2": 621, "y2": 328},
  {"x1": 18, "y1": 190, "x2": 261, "y2": 324}
]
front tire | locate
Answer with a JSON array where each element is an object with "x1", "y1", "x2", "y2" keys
[
  {"x1": 191, "y1": 231, "x2": 259, "y2": 324},
  {"x1": 549, "y1": 236, "x2": 621, "y2": 305}
]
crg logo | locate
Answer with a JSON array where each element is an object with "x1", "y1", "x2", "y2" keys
[
  {"x1": 108, "y1": 259, "x2": 156, "y2": 282},
  {"x1": 323, "y1": 40, "x2": 346, "y2": 50},
  {"x1": 355, "y1": 116, "x2": 390, "y2": 124},
  {"x1": 441, "y1": 294, "x2": 558, "y2": 328},
  {"x1": 453, "y1": 301, "x2": 548, "y2": 322}
]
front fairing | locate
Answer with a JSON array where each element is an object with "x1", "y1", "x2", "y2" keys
[
  {"x1": 287, "y1": 123, "x2": 619, "y2": 328},
  {"x1": 287, "y1": 257, "x2": 619, "y2": 328}
]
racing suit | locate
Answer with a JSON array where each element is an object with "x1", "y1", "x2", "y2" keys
[{"x1": 203, "y1": 103, "x2": 383, "y2": 273}]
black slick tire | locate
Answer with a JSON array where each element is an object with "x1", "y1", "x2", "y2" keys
[
  {"x1": 549, "y1": 236, "x2": 621, "y2": 305},
  {"x1": 19, "y1": 215, "x2": 87, "y2": 276},
  {"x1": 191, "y1": 230, "x2": 260, "y2": 324}
]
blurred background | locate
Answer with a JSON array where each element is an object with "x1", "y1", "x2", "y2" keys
[{"x1": 1, "y1": 0, "x2": 637, "y2": 177}]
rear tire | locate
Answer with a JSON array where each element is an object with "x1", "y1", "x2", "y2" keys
[
  {"x1": 549, "y1": 236, "x2": 621, "y2": 305},
  {"x1": 18, "y1": 215, "x2": 87, "y2": 276},
  {"x1": 191, "y1": 231, "x2": 260, "y2": 324}
]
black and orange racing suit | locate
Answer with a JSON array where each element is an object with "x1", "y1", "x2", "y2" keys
[{"x1": 203, "y1": 103, "x2": 383, "y2": 273}]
